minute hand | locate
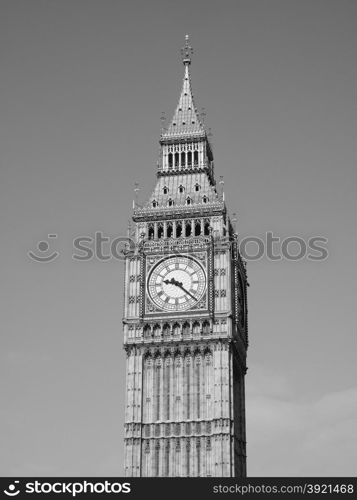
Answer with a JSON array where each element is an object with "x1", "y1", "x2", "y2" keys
[{"x1": 176, "y1": 283, "x2": 198, "y2": 301}]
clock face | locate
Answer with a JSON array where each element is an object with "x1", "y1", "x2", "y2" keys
[{"x1": 147, "y1": 255, "x2": 206, "y2": 312}]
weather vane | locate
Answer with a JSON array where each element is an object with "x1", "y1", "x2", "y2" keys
[{"x1": 181, "y1": 34, "x2": 193, "y2": 65}]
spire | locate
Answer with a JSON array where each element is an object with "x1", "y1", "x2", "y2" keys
[
  {"x1": 162, "y1": 35, "x2": 206, "y2": 140},
  {"x1": 181, "y1": 34, "x2": 193, "y2": 65}
]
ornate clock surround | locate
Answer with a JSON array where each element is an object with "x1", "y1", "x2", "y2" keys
[{"x1": 143, "y1": 246, "x2": 212, "y2": 317}]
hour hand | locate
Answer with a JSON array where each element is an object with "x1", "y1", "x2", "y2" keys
[
  {"x1": 163, "y1": 278, "x2": 175, "y2": 285},
  {"x1": 164, "y1": 278, "x2": 182, "y2": 287}
]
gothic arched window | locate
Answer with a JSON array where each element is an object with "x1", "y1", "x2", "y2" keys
[
  {"x1": 143, "y1": 324, "x2": 151, "y2": 337},
  {"x1": 181, "y1": 152, "x2": 186, "y2": 167},
  {"x1": 163, "y1": 186, "x2": 169, "y2": 194},
  {"x1": 192, "y1": 321, "x2": 200, "y2": 335},
  {"x1": 186, "y1": 197, "x2": 192, "y2": 206},
  {"x1": 168, "y1": 153, "x2": 173, "y2": 170},
  {"x1": 187, "y1": 151, "x2": 192, "y2": 167},
  {"x1": 175, "y1": 152, "x2": 179, "y2": 168},
  {"x1": 204, "y1": 221, "x2": 210, "y2": 236},
  {"x1": 148, "y1": 224, "x2": 154, "y2": 240},
  {"x1": 202, "y1": 320, "x2": 210, "y2": 335},
  {"x1": 194, "y1": 151, "x2": 199, "y2": 166},
  {"x1": 185, "y1": 220, "x2": 192, "y2": 237},
  {"x1": 153, "y1": 324, "x2": 161, "y2": 337},
  {"x1": 182, "y1": 322, "x2": 190, "y2": 336}
]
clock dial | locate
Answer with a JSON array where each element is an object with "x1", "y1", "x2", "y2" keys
[{"x1": 147, "y1": 255, "x2": 206, "y2": 312}]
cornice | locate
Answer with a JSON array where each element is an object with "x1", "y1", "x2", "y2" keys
[
  {"x1": 156, "y1": 165, "x2": 215, "y2": 186},
  {"x1": 124, "y1": 337, "x2": 232, "y2": 353},
  {"x1": 159, "y1": 133, "x2": 207, "y2": 145},
  {"x1": 133, "y1": 201, "x2": 226, "y2": 222}
]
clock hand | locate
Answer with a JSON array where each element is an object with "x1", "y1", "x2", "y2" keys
[
  {"x1": 163, "y1": 278, "x2": 197, "y2": 300},
  {"x1": 163, "y1": 278, "x2": 179, "y2": 286},
  {"x1": 163, "y1": 278, "x2": 183, "y2": 287},
  {"x1": 175, "y1": 282, "x2": 198, "y2": 301}
]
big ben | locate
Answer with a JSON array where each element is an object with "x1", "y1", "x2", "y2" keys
[{"x1": 122, "y1": 36, "x2": 248, "y2": 477}]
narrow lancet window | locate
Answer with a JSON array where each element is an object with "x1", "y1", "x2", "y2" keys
[
  {"x1": 185, "y1": 221, "x2": 192, "y2": 236},
  {"x1": 187, "y1": 151, "x2": 192, "y2": 167},
  {"x1": 204, "y1": 221, "x2": 210, "y2": 236},
  {"x1": 181, "y1": 152, "x2": 186, "y2": 167},
  {"x1": 168, "y1": 153, "x2": 173, "y2": 170},
  {"x1": 194, "y1": 151, "x2": 199, "y2": 166}
]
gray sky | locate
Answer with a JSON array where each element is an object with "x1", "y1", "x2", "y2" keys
[{"x1": 1, "y1": 0, "x2": 356, "y2": 476}]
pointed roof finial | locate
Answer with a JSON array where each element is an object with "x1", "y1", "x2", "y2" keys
[
  {"x1": 127, "y1": 219, "x2": 132, "y2": 238},
  {"x1": 160, "y1": 111, "x2": 166, "y2": 132},
  {"x1": 133, "y1": 182, "x2": 140, "y2": 209},
  {"x1": 181, "y1": 34, "x2": 193, "y2": 65},
  {"x1": 200, "y1": 107, "x2": 206, "y2": 124},
  {"x1": 219, "y1": 175, "x2": 225, "y2": 201},
  {"x1": 232, "y1": 213, "x2": 238, "y2": 233}
]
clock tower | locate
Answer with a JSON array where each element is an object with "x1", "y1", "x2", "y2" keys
[{"x1": 123, "y1": 36, "x2": 248, "y2": 477}]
